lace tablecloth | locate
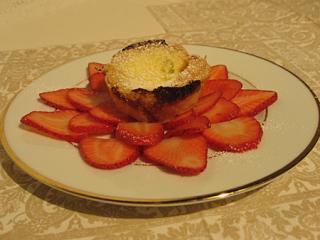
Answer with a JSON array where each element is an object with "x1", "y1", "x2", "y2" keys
[{"x1": 0, "y1": 0, "x2": 319, "y2": 239}]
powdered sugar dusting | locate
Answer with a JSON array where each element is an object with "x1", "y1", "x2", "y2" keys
[{"x1": 105, "y1": 43, "x2": 210, "y2": 94}]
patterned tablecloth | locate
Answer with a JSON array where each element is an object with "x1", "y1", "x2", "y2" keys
[{"x1": 0, "y1": 0, "x2": 320, "y2": 239}]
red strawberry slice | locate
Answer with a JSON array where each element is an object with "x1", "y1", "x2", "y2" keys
[
  {"x1": 87, "y1": 62, "x2": 106, "y2": 92},
  {"x1": 207, "y1": 65, "x2": 228, "y2": 80},
  {"x1": 69, "y1": 113, "x2": 114, "y2": 134},
  {"x1": 116, "y1": 122, "x2": 164, "y2": 146},
  {"x1": 143, "y1": 135, "x2": 208, "y2": 175},
  {"x1": 89, "y1": 73, "x2": 107, "y2": 92},
  {"x1": 67, "y1": 88, "x2": 109, "y2": 111},
  {"x1": 200, "y1": 79, "x2": 242, "y2": 99},
  {"x1": 163, "y1": 110, "x2": 195, "y2": 130},
  {"x1": 90, "y1": 102, "x2": 131, "y2": 125},
  {"x1": 165, "y1": 116, "x2": 210, "y2": 138},
  {"x1": 88, "y1": 62, "x2": 105, "y2": 76},
  {"x1": 203, "y1": 98, "x2": 240, "y2": 123},
  {"x1": 20, "y1": 110, "x2": 86, "y2": 142},
  {"x1": 193, "y1": 91, "x2": 221, "y2": 115},
  {"x1": 202, "y1": 116, "x2": 263, "y2": 152},
  {"x1": 39, "y1": 88, "x2": 76, "y2": 110},
  {"x1": 232, "y1": 89, "x2": 278, "y2": 116},
  {"x1": 79, "y1": 137, "x2": 139, "y2": 169}
]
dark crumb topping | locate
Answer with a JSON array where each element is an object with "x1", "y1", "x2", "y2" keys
[{"x1": 122, "y1": 39, "x2": 167, "y2": 51}]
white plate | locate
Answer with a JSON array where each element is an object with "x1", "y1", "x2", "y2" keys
[{"x1": 2, "y1": 45, "x2": 319, "y2": 207}]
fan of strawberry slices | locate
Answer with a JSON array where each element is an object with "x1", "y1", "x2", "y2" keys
[{"x1": 20, "y1": 63, "x2": 278, "y2": 175}]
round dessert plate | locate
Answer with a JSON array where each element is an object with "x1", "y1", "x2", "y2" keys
[{"x1": 1, "y1": 45, "x2": 319, "y2": 207}]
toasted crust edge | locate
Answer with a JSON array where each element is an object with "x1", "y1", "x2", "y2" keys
[
  {"x1": 122, "y1": 39, "x2": 167, "y2": 51},
  {"x1": 108, "y1": 80, "x2": 201, "y2": 122}
]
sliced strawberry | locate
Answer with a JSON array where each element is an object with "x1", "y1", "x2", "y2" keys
[
  {"x1": 20, "y1": 110, "x2": 86, "y2": 142},
  {"x1": 165, "y1": 116, "x2": 210, "y2": 138},
  {"x1": 232, "y1": 89, "x2": 278, "y2": 116},
  {"x1": 79, "y1": 137, "x2": 139, "y2": 169},
  {"x1": 88, "y1": 62, "x2": 105, "y2": 76},
  {"x1": 87, "y1": 62, "x2": 106, "y2": 92},
  {"x1": 67, "y1": 88, "x2": 109, "y2": 111},
  {"x1": 202, "y1": 116, "x2": 263, "y2": 152},
  {"x1": 69, "y1": 113, "x2": 114, "y2": 134},
  {"x1": 163, "y1": 110, "x2": 195, "y2": 130},
  {"x1": 207, "y1": 65, "x2": 228, "y2": 80},
  {"x1": 116, "y1": 122, "x2": 164, "y2": 146},
  {"x1": 39, "y1": 88, "x2": 76, "y2": 110},
  {"x1": 89, "y1": 72, "x2": 107, "y2": 92},
  {"x1": 143, "y1": 135, "x2": 208, "y2": 175},
  {"x1": 203, "y1": 98, "x2": 240, "y2": 123},
  {"x1": 193, "y1": 91, "x2": 221, "y2": 115},
  {"x1": 90, "y1": 102, "x2": 131, "y2": 125},
  {"x1": 200, "y1": 79, "x2": 242, "y2": 99}
]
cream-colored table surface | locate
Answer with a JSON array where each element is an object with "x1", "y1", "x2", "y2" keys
[{"x1": 1, "y1": 0, "x2": 320, "y2": 239}]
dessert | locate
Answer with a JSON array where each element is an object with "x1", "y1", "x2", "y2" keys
[
  {"x1": 105, "y1": 39, "x2": 210, "y2": 122},
  {"x1": 19, "y1": 41, "x2": 279, "y2": 175}
]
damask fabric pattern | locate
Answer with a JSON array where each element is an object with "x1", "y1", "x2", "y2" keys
[{"x1": 0, "y1": 0, "x2": 320, "y2": 239}]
